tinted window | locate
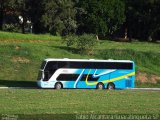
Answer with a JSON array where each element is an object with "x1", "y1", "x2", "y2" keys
[
  {"x1": 69, "y1": 62, "x2": 132, "y2": 69},
  {"x1": 80, "y1": 74, "x2": 99, "y2": 81},
  {"x1": 58, "y1": 62, "x2": 69, "y2": 68},
  {"x1": 70, "y1": 62, "x2": 93, "y2": 68},
  {"x1": 57, "y1": 74, "x2": 79, "y2": 81},
  {"x1": 44, "y1": 62, "x2": 58, "y2": 81},
  {"x1": 43, "y1": 71, "x2": 50, "y2": 81},
  {"x1": 44, "y1": 61, "x2": 133, "y2": 70},
  {"x1": 57, "y1": 74, "x2": 99, "y2": 81},
  {"x1": 93, "y1": 62, "x2": 133, "y2": 69},
  {"x1": 45, "y1": 62, "x2": 58, "y2": 71}
]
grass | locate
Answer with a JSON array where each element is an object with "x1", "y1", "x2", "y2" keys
[
  {"x1": 0, "y1": 31, "x2": 160, "y2": 119},
  {"x1": 0, "y1": 89, "x2": 160, "y2": 114},
  {"x1": 95, "y1": 48, "x2": 160, "y2": 75},
  {"x1": 136, "y1": 81, "x2": 160, "y2": 88},
  {"x1": 95, "y1": 41, "x2": 160, "y2": 76},
  {"x1": 0, "y1": 31, "x2": 61, "y2": 41},
  {"x1": 0, "y1": 31, "x2": 160, "y2": 87}
]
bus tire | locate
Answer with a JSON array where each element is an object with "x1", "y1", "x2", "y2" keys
[
  {"x1": 55, "y1": 82, "x2": 63, "y2": 89},
  {"x1": 107, "y1": 83, "x2": 115, "y2": 90},
  {"x1": 96, "y1": 82, "x2": 104, "y2": 90}
]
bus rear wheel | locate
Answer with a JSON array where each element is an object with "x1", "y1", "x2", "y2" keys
[
  {"x1": 55, "y1": 82, "x2": 63, "y2": 89},
  {"x1": 107, "y1": 83, "x2": 115, "y2": 90},
  {"x1": 96, "y1": 82, "x2": 104, "y2": 90}
]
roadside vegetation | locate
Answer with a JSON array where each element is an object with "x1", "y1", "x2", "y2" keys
[
  {"x1": 0, "y1": 89, "x2": 160, "y2": 115},
  {"x1": 1, "y1": 0, "x2": 160, "y2": 118},
  {"x1": 0, "y1": 31, "x2": 159, "y2": 119},
  {"x1": 0, "y1": 31, "x2": 61, "y2": 41},
  {"x1": 0, "y1": 31, "x2": 159, "y2": 87}
]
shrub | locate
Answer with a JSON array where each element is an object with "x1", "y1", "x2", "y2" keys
[
  {"x1": 63, "y1": 34, "x2": 98, "y2": 55},
  {"x1": 3, "y1": 24, "x2": 21, "y2": 32},
  {"x1": 63, "y1": 34, "x2": 77, "y2": 47},
  {"x1": 77, "y1": 34, "x2": 97, "y2": 54}
]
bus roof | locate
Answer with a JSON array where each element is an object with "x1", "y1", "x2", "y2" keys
[{"x1": 44, "y1": 58, "x2": 134, "y2": 63}]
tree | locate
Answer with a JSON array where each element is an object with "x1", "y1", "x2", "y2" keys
[
  {"x1": 42, "y1": 0, "x2": 77, "y2": 36},
  {"x1": 126, "y1": 0, "x2": 160, "y2": 41},
  {"x1": 76, "y1": 0, "x2": 125, "y2": 38},
  {"x1": 0, "y1": 0, "x2": 4, "y2": 30},
  {"x1": 18, "y1": 0, "x2": 27, "y2": 34},
  {"x1": 0, "y1": 0, "x2": 10, "y2": 30},
  {"x1": 27, "y1": 0, "x2": 46, "y2": 33},
  {"x1": 7, "y1": 0, "x2": 31, "y2": 34},
  {"x1": 146, "y1": 0, "x2": 160, "y2": 41}
]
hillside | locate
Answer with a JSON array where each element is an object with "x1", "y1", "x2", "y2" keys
[{"x1": 0, "y1": 31, "x2": 160, "y2": 87}]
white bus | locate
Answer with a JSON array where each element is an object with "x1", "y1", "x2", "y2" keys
[{"x1": 37, "y1": 58, "x2": 135, "y2": 89}]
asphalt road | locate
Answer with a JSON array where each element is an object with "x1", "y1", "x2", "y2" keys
[{"x1": 0, "y1": 87, "x2": 160, "y2": 91}]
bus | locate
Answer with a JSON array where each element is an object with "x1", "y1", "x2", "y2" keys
[{"x1": 37, "y1": 58, "x2": 135, "y2": 89}]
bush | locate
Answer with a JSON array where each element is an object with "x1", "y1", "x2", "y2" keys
[
  {"x1": 77, "y1": 34, "x2": 98, "y2": 54},
  {"x1": 3, "y1": 24, "x2": 21, "y2": 32},
  {"x1": 63, "y1": 34, "x2": 98, "y2": 55},
  {"x1": 63, "y1": 34, "x2": 77, "y2": 47}
]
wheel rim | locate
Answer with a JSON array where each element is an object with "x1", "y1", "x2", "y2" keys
[
  {"x1": 108, "y1": 84, "x2": 114, "y2": 90},
  {"x1": 56, "y1": 83, "x2": 61, "y2": 89},
  {"x1": 98, "y1": 84, "x2": 103, "y2": 89}
]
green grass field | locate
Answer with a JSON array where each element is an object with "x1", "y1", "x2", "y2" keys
[
  {"x1": 0, "y1": 90, "x2": 160, "y2": 114},
  {"x1": 0, "y1": 31, "x2": 160, "y2": 87},
  {"x1": 0, "y1": 31, "x2": 61, "y2": 41},
  {"x1": 0, "y1": 31, "x2": 160, "y2": 119}
]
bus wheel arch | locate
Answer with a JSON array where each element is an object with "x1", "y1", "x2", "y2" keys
[
  {"x1": 96, "y1": 82, "x2": 105, "y2": 89},
  {"x1": 107, "y1": 82, "x2": 115, "y2": 90},
  {"x1": 55, "y1": 82, "x2": 63, "y2": 89}
]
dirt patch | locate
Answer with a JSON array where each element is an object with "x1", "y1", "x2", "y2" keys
[
  {"x1": 0, "y1": 39, "x2": 49, "y2": 44},
  {"x1": 150, "y1": 75, "x2": 160, "y2": 84},
  {"x1": 12, "y1": 57, "x2": 30, "y2": 63},
  {"x1": 28, "y1": 40, "x2": 49, "y2": 43},
  {"x1": 136, "y1": 72, "x2": 148, "y2": 83},
  {"x1": 136, "y1": 72, "x2": 160, "y2": 84}
]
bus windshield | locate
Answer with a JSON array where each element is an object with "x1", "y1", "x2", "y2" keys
[
  {"x1": 40, "y1": 61, "x2": 46, "y2": 70},
  {"x1": 44, "y1": 61, "x2": 58, "y2": 71}
]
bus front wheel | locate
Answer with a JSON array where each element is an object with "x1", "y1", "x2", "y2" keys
[
  {"x1": 96, "y1": 82, "x2": 104, "y2": 90},
  {"x1": 55, "y1": 82, "x2": 63, "y2": 89},
  {"x1": 107, "y1": 83, "x2": 115, "y2": 90}
]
